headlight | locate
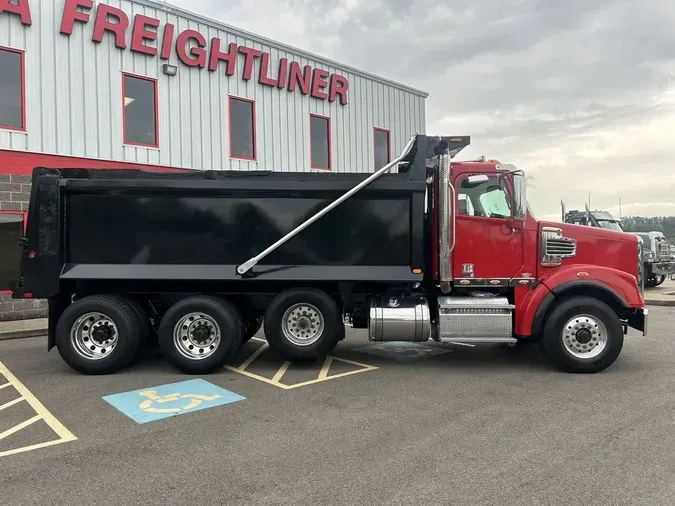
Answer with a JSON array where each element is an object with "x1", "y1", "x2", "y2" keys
[{"x1": 645, "y1": 251, "x2": 655, "y2": 261}]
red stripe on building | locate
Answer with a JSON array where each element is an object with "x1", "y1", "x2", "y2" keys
[{"x1": 0, "y1": 150, "x2": 192, "y2": 175}]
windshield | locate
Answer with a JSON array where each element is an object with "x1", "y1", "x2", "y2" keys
[{"x1": 597, "y1": 220, "x2": 623, "y2": 232}]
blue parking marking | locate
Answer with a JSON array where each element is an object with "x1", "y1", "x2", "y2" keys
[{"x1": 102, "y1": 378, "x2": 246, "y2": 424}]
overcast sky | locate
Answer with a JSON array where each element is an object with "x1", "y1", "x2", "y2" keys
[{"x1": 171, "y1": 0, "x2": 675, "y2": 221}]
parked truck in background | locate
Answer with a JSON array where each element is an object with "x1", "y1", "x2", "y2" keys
[
  {"x1": 561, "y1": 200, "x2": 675, "y2": 287},
  {"x1": 12, "y1": 135, "x2": 647, "y2": 376}
]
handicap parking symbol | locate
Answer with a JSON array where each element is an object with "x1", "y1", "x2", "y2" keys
[{"x1": 102, "y1": 378, "x2": 246, "y2": 424}]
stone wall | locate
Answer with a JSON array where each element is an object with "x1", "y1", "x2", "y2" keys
[{"x1": 0, "y1": 174, "x2": 48, "y2": 321}]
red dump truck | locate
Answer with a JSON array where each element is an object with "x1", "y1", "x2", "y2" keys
[{"x1": 12, "y1": 134, "x2": 647, "y2": 375}]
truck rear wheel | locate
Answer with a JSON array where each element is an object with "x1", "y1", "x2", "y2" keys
[
  {"x1": 117, "y1": 295, "x2": 152, "y2": 365},
  {"x1": 539, "y1": 296, "x2": 624, "y2": 374},
  {"x1": 263, "y1": 288, "x2": 343, "y2": 361},
  {"x1": 157, "y1": 295, "x2": 244, "y2": 374},
  {"x1": 55, "y1": 295, "x2": 144, "y2": 375}
]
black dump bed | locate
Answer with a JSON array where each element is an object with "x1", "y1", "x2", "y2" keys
[{"x1": 13, "y1": 135, "x2": 470, "y2": 299}]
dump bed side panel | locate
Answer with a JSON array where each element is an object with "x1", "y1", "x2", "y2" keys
[
  {"x1": 59, "y1": 172, "x2": 427, "y2": 283},
  {"x1": 66, "y1": 194, "x2": 412, "y2": 266}
]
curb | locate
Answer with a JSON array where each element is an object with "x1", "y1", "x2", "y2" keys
[
  {"x1": 0, "y1": 328, "x2": 47, "y2": 341},
  {"x1": 645, "y1": 299, "x2": 675, "y2": 307}
]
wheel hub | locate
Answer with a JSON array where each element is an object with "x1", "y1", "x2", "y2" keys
[
  {"x1": 281, "y1": 303, "x2": 325, "y2": 347},
  {"x1": 562, "y1": 314, "x2": 608, "y2": 359},
  {"x1": 70, "y1": 312, "x2": 119, "y2": 361},
  {"x1": 575, "y1": 327, "x2": 592, "y2": 344},
  {"x1": 191, "y1": 322, "x2": 212, "y2": 344},
  {"x1": 174, "y1": 313, "x2": 221, "y2": 360}
]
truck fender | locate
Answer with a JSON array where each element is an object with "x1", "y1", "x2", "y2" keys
[{"x1": 517, "y1": 265, "x2": 642, "y2": 338}]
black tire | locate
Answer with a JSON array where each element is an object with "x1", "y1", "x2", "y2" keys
[
  {"x1": 539, "y1": 296, "x2": 624, "y2": 374},
  {"x1": 117, "y1": 296, "x2": 151, "y2": 364},
  {"x1": 55, "y1": 295, "x2": 143, "y2": 375},
  {"x1": 654, "y1": 275, "x2": 666, "y2": 287},
  {"x1": 157, "y1": 295, "x2": 244, "y2": 374},
  {"x1": 242, "y1": 315, "x2": 263, "y2": 343},
  {"x1": 263, "y1": 288, "x2": 343, "y2": 362}
]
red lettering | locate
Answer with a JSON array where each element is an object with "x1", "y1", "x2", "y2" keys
[
  {"x1": 60, "y1": 0, "x2": 92, "y2": 35},
  {"x1": 0, "y1": 0, "x2": 32, "y2": 25},
  {"x1": 159, "y1": 23, "x2": 174, "y2": 60},
  {"x1": 92, "y1": 4, "x2": 129, "y2": 49},
  {"x1": 257, "y1": 52, "x2": 277, "y2": 87},
  {"x1": 208, "y1": 38, "x2": 237, "y2": 75},
  {"x1": 310, "y1": 68, "x2": 329, "y2": 100},
  {"x1": 288, "y1": 62, "x2": 311, "y2": 95},
  {"x1": 176, "y1": 29, "x2": 207, "y2": 68},
  {"x1": 277, "y1": 58, "x2": 288, "y2": 89},
  {"x1": 55, "y1": 6, "x2": 350, "y2": 105},
  {"x1": 238, "y1": 46, "x2": 262, "y2": 81},
  {"x1": 130, "y1": 14, "x2": 159, "y2": 56},
  {"x1": 329, "y1": 74, "x2": 349, "y2": 105}
]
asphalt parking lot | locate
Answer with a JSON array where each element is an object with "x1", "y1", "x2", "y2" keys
[{"x1": 1, "y1": 307, "x2": 674, "y2": 506}]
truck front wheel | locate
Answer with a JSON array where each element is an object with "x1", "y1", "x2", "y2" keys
[
  {"x1": 539, "y1": 296, "x2": 624, "y2": 374},
  {"x1": 264, "y1": 288, "x2": 343, "y2": 361},
  {"x1": 157, "y1": 296, "x2": 244, "y2": 374},
  {"x1": 55, "y1": 295, "x2": 144, "y2": 375}
]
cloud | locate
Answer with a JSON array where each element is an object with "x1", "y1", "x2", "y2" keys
[{"x1": 169, "y1": 0, "x2": 675, "y2": 219}]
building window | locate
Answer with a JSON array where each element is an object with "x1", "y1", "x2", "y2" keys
[
  {"x1": 0, "y1": 47, "x2": 25, "y2": 131},
  {"x1": 374, "y1": 127, "x2": 390, "y2": 169},
  {"x1": 122, "y1": 73, "x2": 158, "y2": 147},
  {"x1": 310, "y1": 114, "x2": 331, "y2": 170},
  {"x1": 229, "y1": 96, "x2": 256, "y2": 160},
  {"x1": 0, "y1": 211, "x2": 26, "y2": 294}
]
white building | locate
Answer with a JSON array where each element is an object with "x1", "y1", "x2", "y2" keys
[
  {"x1": 0, "y1": 0, "x2": 428, "y2": 321},
  {"x1": 0, "y1": 0, "x2": 428, "y2": 175}
]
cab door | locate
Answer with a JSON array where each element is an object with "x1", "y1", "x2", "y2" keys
[{"x1": 452, "y1": 173, "x2": 525, "y2": 282}]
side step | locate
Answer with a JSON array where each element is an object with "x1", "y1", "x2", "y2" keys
[{"x1": 437, "y1": 336, "x2": 517, "y2": 344}]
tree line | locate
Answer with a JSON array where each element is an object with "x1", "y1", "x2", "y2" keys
[{"x1": 621, "y1": 216, "x2": 675, "y2": 241}]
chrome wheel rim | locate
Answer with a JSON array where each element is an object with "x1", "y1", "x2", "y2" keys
[
  {"x1": 562, "y1": 314, "x2": 608, "y2": 359},
  {"x1": 173, "y1": 312, "x2": 221, "y2": 360},
  {"x1": 281, "y1": 303, "x2": 324, "y2": 347},
  {"x1": 70, "y1": 312, "x2": 118, "y2": 361}
]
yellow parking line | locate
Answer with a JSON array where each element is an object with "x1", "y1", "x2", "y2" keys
[
  {"x1": 226, "y1": 338, "x2": 378, "y2": 390},
  {"x1": 271, "y1": 361, "x2": 291, "y2": 383},
  {"x1": 284, "y1": 365, "x2": 378, "y2": 389},
  {"x1": 0, "y1": 397, "x2": 25, "y2": 412},
  {"x1": 0, "y1": 414, "x2": 41, "y2": 440},
  {"x1": 0, "y1": 361, "x2": 77, "y2": 458},
  {"x1": 238, "y1": 342, "x2": 269, "y2": 371},
  {"x1": 223, "y1": 366, "x2": 294, "y2": 390},
  {"x1": 317, "y1": 357, "x2": 333, "y2": 380},
  {"x1": 0, "y1": 382, "x2": 11, "y2": 390}
]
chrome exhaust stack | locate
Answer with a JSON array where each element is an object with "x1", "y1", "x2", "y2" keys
[{"x1": 437, "y1": 146, "x2": 455, "y2": 294}]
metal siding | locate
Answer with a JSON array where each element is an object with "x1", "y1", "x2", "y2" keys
[{"x1": 0, "y1": 0, "x2": 426, "y2": 173}]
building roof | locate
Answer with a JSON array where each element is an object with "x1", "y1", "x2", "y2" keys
[{"x1": 139, "y1": 0, "x2": 430, "y2": 98}]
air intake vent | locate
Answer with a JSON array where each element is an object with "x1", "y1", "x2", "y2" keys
[{"x1": 541, "y1": 227, "x2": 576, "y2": 266}]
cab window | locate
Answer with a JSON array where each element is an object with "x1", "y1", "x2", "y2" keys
[{"x1": 457, "y1": 176, "x2": 511, "y2": 219}]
